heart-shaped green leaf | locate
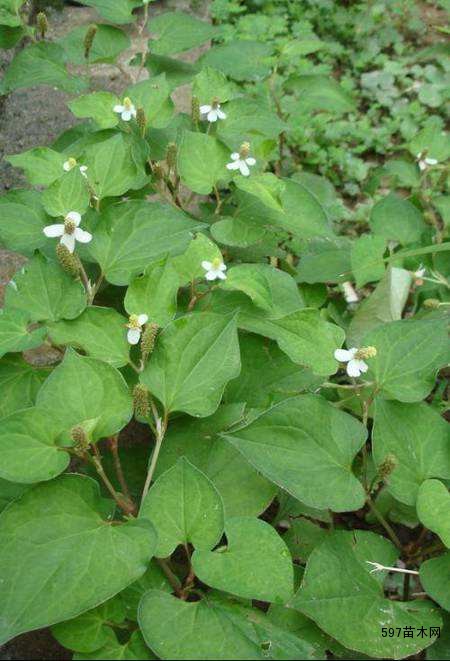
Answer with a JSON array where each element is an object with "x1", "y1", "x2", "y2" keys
[
  {"x1": 417, "y1": 479, "x2": 450, "y2": 547},
  {"x1": 0, "y1": 309, "x2": 46, "y2": 359},
  {"x1": 125, "y1": 259, "x2": 179, "y2": 327}
]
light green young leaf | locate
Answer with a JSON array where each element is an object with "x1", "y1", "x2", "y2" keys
[
  {"x1": 192, "y1": 516, "x2": 293, "y2": 603},
  {"x1": 5, "y1": 254, "x2": 86, "y2": 323},
  {"x1": 140, "y1": 312, "x2": 240, "y2": 417},
  {"x1": 47, "y1": 307, "x2": 129, "y2": 368},
  {"x1": 42, "y1": 167, "x2": 90, "y2": 218},
  {"x1": 0, "y1": 475, "x2": 156, "y2": 645},
  {"x1": 210, "y1": 215, "x2": 269, "y2": 248},
  {"x1": 364, "y1": 318, "x2": 449, "y2": 402},
  {"x1": 87, "y1": 200, "x2": 203, "y2": 285},
  {"x1": 74, "y1": 630, "x2": 152, "y2": 660},
  {"x1": 417, "y1": 479, "x2": 450, "y2": 547},
  {"x1": 192, "y1": 66, "x2": 235, "y2": 105},
  {"x1": 77, "y1": 0, "x2": 141, "y2": 24},
  {"x1": 0, "y1": 0, "x2": 25, "y2": 27},
  {"x1": 0, "y1": 356, "x2": 48, "y2": 419},
  {"x1": 217, "y1": 98, "x2": 286, "y2": 148},
  {"x1": 155, "y1": 404, "x2": 277, "y2": 518},
  {"x1": 125, "y1": 259, "x2": 179, "y2": 326},
  {"x1": 222, "y1": 394, "x2": 366, "y2": 511},
  {"x1": 0, "y1": 309, "x2": 46, "y2": 359},
  {"x1": 373, "y1": 400, "x2": 450, "y2": 506},
  {"x1": 68, "y1": 91, "x2": 119, "y2": 129},
  {"x1": 171, "y1": 232, "x2": 223, "y2": 285},
  {"x1": 5, "y1": 147, "x2": 66, "y2": 186},
  {"x1": 287, "y1": 75, "x2": 355, "y2": 114},
  {"x1": 370, "y1": 194, "x2": 426, "y2": 245},
  {"x1": 222, "y1": 264, "x2": 304, "y2": 313},
  {"x1": 150, "y1": 11, "x2": 217, "y2": 56},
  {"x1": 0, "y1": 190, "x2": 49, "y2": 255},
  {"x1": 234, "y1": 173, "x2": 285, "y2": 213},
  {"x1": 199, "y1": 41, "x2": 272, "y2": 82},
  {"x1": 36, "y1": 349, "x2": 133, "y2": 440},
  {"x1": 351, "y1": 234, "x2": 386, "y2": 288},
  {"x1": 139, "y1": 590, "x2": 319, "y2": 660},
  {"x1": 140, "y1": 457, "x2": 224, "y2": 558},
  {"x1": 125, "y1": 75, "x2": 174, "y2": 129},
  {"x1": 292, "y1": 530, "x2": 441, "y2": 658},
  {"x1": 0, "y1": 407, "x2": 69, "y2": 483},
  {"x1": 420, "y1": 552, "x2": 450, "y2": 612},
  {"x1": 177, "y1": 130, "x2": 229, "y2": 194}
]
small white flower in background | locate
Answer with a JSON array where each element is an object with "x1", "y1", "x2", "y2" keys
[
  {"x1": 126, "y1": 314, "x2": 148, "y2": 345},
  {"x1": 334, "y1": 346, "x2": 377, "y2": 378},
  {"x1": 342, "y1": 281, "x2": 359, "y2": 304},
  {"x1": 43, "y1": 211, "x2": 92, "y2": 253},
  {"x1": 202, "y1": 257, "x2": 227, "y2": 281},
  {"x1": 113, "y1": 97, "x2": 137, "y2": 122},
  {"x1": 200, "y1": 97, "x2": 227, "y2": 123},
  {"x1": 413, "y1": 264, "x2": 426, "y2": 286},
  {"x1": 416, "y1": 152, "x2": 438, "y2": 172},
  {"x1": 63, "y1": 157, "x2": 88, "y2": 178},
  {"x1": 226, "y1": 142, "x2": 256, "y2": 177}
]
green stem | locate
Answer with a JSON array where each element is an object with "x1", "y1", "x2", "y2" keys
[{"x1": 367, "y1": 496, "x2": 402, "y2": 550}]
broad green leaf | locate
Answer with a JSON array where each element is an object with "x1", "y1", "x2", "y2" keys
[
  {"x1": 0, "y1": 478, "x2": 29, "y2": 514},
  {"x1": 5, "y1": 147, "x2": 66, "y2": 186},
  {"x1": 52, "y1": 597, "x2": 126, "y2": 653},
  {"x1": 222, "y1": 394, "x2": 366, "y2": 511},
  {"x1": 84, "y1": 133, "x2": 147, "y2": 199},
  {"x1": 177, "y1": 131, "x2": 229, "y2": 194},
  {"x1": 155, "y1": 404, "x2": 277, "y2": 517},
  {"x1": 140, "y1": 312, "x2": 240, "y2": 417},
  {"x1": 171, "y1": 232, "x2": 222, "y2": 285},
  {"x1": 87, "y1": 200, "x2": 203, "y2": 285},
  {"x1": 145, "y1": 54, "x2": 199, "y2": 89},
  {"x1": 417, "y1": 479, "x2": 450, "y2": 547},
  {"x1": 217, "y1": 99, "x2": 286, "y2": 148},
  {"x1": 296, "y1": 238, "x2": 351, "y2": 283},
  {"x1": 409, "y1": 118, "x2": 450, "y2": 163},
  {"x1": 0, "y1": 0, "x2": 25, "y2": 27},
  {"x1": 150, "y1": 11, "x2": 216, "y2": 56},
  {"x1": 193, "y1": 516, "x2": 293, "y2": 603},
  {"x1": 370, "y1": 194, "x2": 426, "y2": 245},
  {"x1": 74, "y1": 630, "x2": 152, "y2": 660},
  {"x1": 125, "y1": 259, "x2": 179, "y2": 326},
  {"x1": 420, "y1": 553, "x2": 450, "y2": 611},
  {"x1": 139, "y1": 590, "x2": 320, "y2": 660},
  {"x1": 124, "y1": 75, "x2": 174, "y2": 129},
  {"x1": 211, "y1": 215, "x2": 269, "y2": 248},
  {"x1": 292, "y1": 530, "x2": 441, "y2": 658},
  {"x1": 36, "y1": 349, "x2": 133, "y2": 441},
  {"x1": 61, "y1": 24, "x2": 131, "y2": 65},
  {"x1": 0, "y1": 356, "x2": 48, "y2": 419},
  {"x1": 192, "y1": 66, "x2": 235, "y2": 105},
  {"x1": 373, "y1": 400, "x2": 450, "y2": 506},
  {"x1": 77, "y1": 0, "x2": 141, "y2": 24},
  {"x1": 222, "y1": 264, "x2": 304, "y2": 313},
  {"x1": 287, "y1": 75, "x2": 355, "y2": 114},
  {"x1": 121, "y1": 562, "x2": 173, "y2": 621},
  {"x1": 0, "y1": 309, "x2": 46, "y2": 359},
  {"x1": 0, "y1": 475, "x2": 156, "y2": 644},
  {"x1": 0, "y1": 190, "x2": 50, "y2": 255},
  {"x1": 282, "y1": 517, "x2": 329, "y2": 563},
  {"x1": 68, "y1": 91, "x2": 119, "y2": 129},
  {"x1": 47, "y1": 307, "x2": 129, "y2": 368},
  {"x1": 364, "y1": 318, "x2": 449, "y2": 402},
  {"x1": 0, "y1": 407, "x2": 68, "y2": 483},
  {"x1": 42, "y1": 167, "x2": 90, "y2": 217},
  {"x1": 199, "y1": 41, "x2": 272, "y2": 82},
  {"x1": 347, "y1": 267, "x2": 412, "y2": 347},
  {"x1": 234, "y1": 174, "x2": 285, "y2": 213},
  {"x1": 0, "y1": 24, "x2": 24, "y2": 49},
  {"x1": 140, "y1": 457, "x2": 224, "y2": 558},
  {"x1": 225, "y1": 333, "x2": 322, "y2": 408},
  {"x1": 2, "y1": 42, "x2": 87, "y2": 94},
  {"x1": 351, "y1": 234, "x2": 386, "y2": 288},
  {"x1": 5, "y1": 254, "x2": 86, "y2": 323}
]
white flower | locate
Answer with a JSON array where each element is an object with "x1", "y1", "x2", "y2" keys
[
  {"x1": 113, "y1": 97, "x2": 137, "y2": 122},
  {"x1": 334, "y1": 346, "x2": 377, "y2": 378},
  {"x1": 43, "y1": 211, "x2": 92, "y2": 253},
  {"x1": 342, "y1": 281, "x2": 359, "y2": 304},
  {"x1": 200, "y1": 98, "x2": 227, "y2": 123},
  {"x1": 417, "y1": 152, "x2": 438, "y2": 171},
  {"x1": 201, "y1": 257, "x2": 227, "y2": 281},
  {"x1": 226, "y1": 142, "x2": 256, "y2": 177},
  {"x1": 126, "y1": 314, "x2": 148, "y2": 345},
  {"x1": 63, "y1": 157, "x2": 88, "y2": 178}
]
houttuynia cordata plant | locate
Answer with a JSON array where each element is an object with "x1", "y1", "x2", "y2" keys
[{"x1": 0, "y1": 0, "x2": 449, "y2": 659}]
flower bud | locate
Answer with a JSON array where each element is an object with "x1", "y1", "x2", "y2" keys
[
  {"x1": 152, "y1": 162, "x2": 164, "y2": 181},
  {"x1": 191, "y1": 95, "x2": 200, "y2": 123},
  {"x1": 71, "y1": 425, "x2": 90, "y2": 456},
  {"x1": 355, "y1": 346, "x2": 377, "y2": 360},
  {"x1": 378, "y1": 454, "x2": 397, "y2": 480},
  {"x1": 37, "y1": 12, "x2": 48, "y2": 39},
  {"x1": 166, "y1": 142, "x2": 177, "y2": 171},
  {"x1": 56, "y1": 244, "x2": 80, "y2": 277},
  {"x1": 84, "y1": 24, "x2": 98, "y2": 60},
  {"x1": 240, "y1": 142, "x2": 250, "y2": 158},
  {"x1": 136, "y1": 107, "x2": 146, "y2": 136},
  {"x1": 141, "y1": 322, "x2": 159, "y2": 361},
  {"x1": 423, "y1": 298, "x2": 441, "y2": 309},
  {"x1": 133, "y1": 383, "x2": 150, "y2": 418}
]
